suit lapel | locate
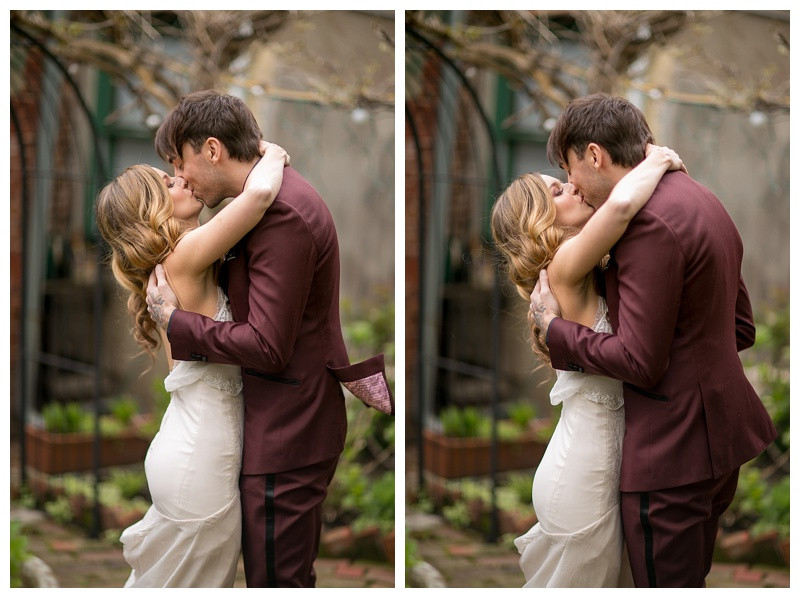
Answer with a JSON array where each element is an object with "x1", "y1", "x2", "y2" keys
[
  {"x1": 222, "y1": 242, "x2": 248, "y2": 323},
  {"x1": 604, "y1": 251, "x2": 620, "y2": 331}
]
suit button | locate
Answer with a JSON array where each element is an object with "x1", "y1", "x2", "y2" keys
[{"x1": 190, "y1": 352, "x2": 208, "y2": 362}]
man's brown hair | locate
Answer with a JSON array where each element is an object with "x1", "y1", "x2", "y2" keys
[
  {"x1": 546, "y1": 93, "x2": 654, "y2": 169},
  {"x1": 155, "y1": 90, "x2": 262, "y2": 163}
]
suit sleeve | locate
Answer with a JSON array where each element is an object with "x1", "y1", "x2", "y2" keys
[
  {"x1": 167, "y1": 204, "x2": 315, "y2": 372},
  {"x1": 548, "y1": 210, "x2": 683, "y2": 388}
]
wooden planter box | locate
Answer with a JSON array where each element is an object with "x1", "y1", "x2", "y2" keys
[
  {"x1": 25, "y1": 421, "x2": 151, "y2": 475},
  {"x1": 423, "y1": 427, "x2": 547, "y2": 479}
]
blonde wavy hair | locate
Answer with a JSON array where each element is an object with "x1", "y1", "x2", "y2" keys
[
  {"x1": 491, "y1": 173, "x2": 576, "y2": 362},
  {"x1": 95, "y1": 165, "x2": 188, "y2": 362}
]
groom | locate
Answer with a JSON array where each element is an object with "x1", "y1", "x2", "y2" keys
[
  {"x1": 145, "y1": 90, "x2": 393, "y2": 587},
  {"x1": 530, "y1": 94, "x2": 776, "y2": 587}
]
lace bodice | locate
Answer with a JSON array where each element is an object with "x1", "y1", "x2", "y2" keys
[
  {"x1": 549, "y1": 296, "x2": 623, "y2": 410},
  {"x1": 213, "y1": 285, "x2": 234, "y2": 323},
  {"x1": 163, "y1": 287, "x2": 243, "y2": 396},
  {"x1": 592, "y1": 295, "x2": 613, "y2": 334}
]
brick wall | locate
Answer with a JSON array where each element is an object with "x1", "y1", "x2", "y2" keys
[
  {"x1": 405, "y1": 55, "x2": 443, "y2": 431},
  {"x1": 10, "y1": 52, "x2": 44, "y2": 416}
]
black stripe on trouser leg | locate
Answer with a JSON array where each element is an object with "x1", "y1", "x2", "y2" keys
[
  {"x1": 639, "y1": 492, "x2": 657, "y2": 587},
  {"x1": 264, "y1": 474, "x2": 277, "y2": 587}
]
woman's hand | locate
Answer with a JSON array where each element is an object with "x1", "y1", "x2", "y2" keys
[
  {"x1": 645, "y1": 143, "x2": 688, "y2": 175},
  {"x1": 243, "y1": 140, "x2": 290, "y2": 196},
  {"x1": 257, "y1": 139, "x2": 290, "y2": 164}
]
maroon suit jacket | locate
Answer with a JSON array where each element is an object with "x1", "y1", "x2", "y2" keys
[
  {"x1": 547, "y1": 171, "x2": 776, "y2": 492},
  {"x1": 167, "y1": 167, "x2": 390, "y2": 475}
]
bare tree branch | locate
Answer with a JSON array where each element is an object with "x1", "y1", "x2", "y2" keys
[
  {"x1": 406, "y1": 10, "x2": 789, "y2": 125},
  {"x1": 11, "y1": 10, "x2": 394, "y2": 125}
]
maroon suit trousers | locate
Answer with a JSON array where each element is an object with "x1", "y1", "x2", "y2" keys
[
  {"x1": 621, "y1": 467, "x2": 739, "y2": 587},
  {"x1": 239, "y1": 456, "x2": 339, "y2": 587}
]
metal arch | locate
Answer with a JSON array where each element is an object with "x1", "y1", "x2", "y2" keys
[
  {"x1": 405, "y1": 24, "x2": 504, "y2": 542},
  {"x1": 11, "y1": 22, "x2": 108, "y2": 538},
  {"x1": 12, "y1": 23, "x2": 109, "y2": 185},
  {"x1": 404, "y1": 102, "x2": 427, "y2": 496},
  {"x1": 406, "y1": 25, "x2": 501, "y2": 193}
]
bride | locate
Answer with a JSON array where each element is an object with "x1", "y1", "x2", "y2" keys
[
  {"x1": 95, "y1": 140, "x2": 289, "y2": 587},
  {"x1": 490, "y1": 144, "x2": 685, "y2": 587}
]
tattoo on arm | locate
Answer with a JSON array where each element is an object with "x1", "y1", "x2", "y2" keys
[
  {"x1": 532, "y1": 303, "x2": 547, "y2": 331},
  {"x1": 149, "y1": 296, "x2": 167, "y2": 330}
]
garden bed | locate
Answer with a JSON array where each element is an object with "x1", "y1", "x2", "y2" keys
[
  {"x1": 423, "y1": 428, "x2": 546, "y2": 479},
  {"x1": 25, "y1": 421, "x2": 150, "y2": 475}
]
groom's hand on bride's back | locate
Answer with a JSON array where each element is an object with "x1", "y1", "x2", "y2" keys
[{"x1": 146, "y1": 264, "x2": 178, "y2": 331}]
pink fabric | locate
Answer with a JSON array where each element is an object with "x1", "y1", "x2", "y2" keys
[{"x1": 342, "y1": 373, "x2": 393, "y2": 414}]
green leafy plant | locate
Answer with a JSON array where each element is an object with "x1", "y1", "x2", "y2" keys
[
  {"x1": 441, "y1": 501, "x2": 470, "y2": 529},
  {"x1": 497, "y1": 483, "x2": 534, "y2": 516},
  {"x1": 41, "y1": 397, "x2": 144, "y2": 437},
  {"x1": 405, "y1": 532, "x2": 421, "y2": 584},
  {"x1": 99, "y1": 416, "x2": 126, "y2": 437},
  {"x1": 415, "y1": 491, "x2": 435, "y2": 514},
  {"x1": 16, "y1": 488, "x2": 36, "y2": 510},
  {"x1": 496, "y1": 420, "x2": 524, "y2": 442},
  {"x1": 53, "y1": 468, "x2": 150, "y2": 532},
  {"x1": 751, "y1": 476, "x2": 790, "y2": 539},
  {"x1": 504, "y1": 472, "x2": 534, "y2": 507},
  {"x1": 10, "y1": 520, "x2": 31, "y2": 588},
  {"x1": 729, "y1": 465, "x2": 789, "y2": 540},
  {"x1": 61, "y1": 474, "x2": 93, "y2": 501},
  {"x1": 343, "y1": 297, "x2": 394, "y2": 361},
  {"x1": 323, "y1": 293, "x2": 395, "y2": 551},
  {"x1": 751, "y1": 297, "x2": 789, "y2": 445},
  {"x1": 108, "y1": 396, "x2": 139, "y2": 426},
  {"x1": 532, "y1": 404, "x2": 560, "y2": 443},
  {"x1": 727, "y1": 296, "x2": 790, "y2": 544},
  {"x1": 107, "y1": 467, "x2": 148, "y2": 501},
  {"x1": 328, "y1": 462, "x2": 367, "y2": 516},
  {"x1": 438, "y1": 404, "x2": 544, "y2": 441},
  {"x1": 455, "y1": 478, "x2": 491, "y2": 505},
  {"x1": 439, "y1": 406, "x2": 491, "y2": 438},
  {"x1": 43, "y1": 496, "x2": 74, "y2": 525},
  {"x1": 327, "y1": 461, "x2": 394, "y2": 536},
  {"x1": 138, "y1": 379, "x2": 171, "y2": 439},
  {"x1": 42, "y1": 402, "x2": 91, "y2": 434},
  {"x1": 507, "y1": 401, "x2": 537, "y2": 430},
  {"x1": 352, "y1": 470, "x2": 395, "y2": 535}
]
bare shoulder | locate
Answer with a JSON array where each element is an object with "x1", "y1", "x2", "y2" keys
[
  {"x1": 549, "y1": 268, "x2": 599, "y2": 329},
  {"x1": 161, "y1": 253, "x2": 218, "y2": 317}
]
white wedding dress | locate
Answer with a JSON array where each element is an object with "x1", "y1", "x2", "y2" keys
[
  {"x1": 514, "y1": 297, "x2": 633, "y2": 587},
  {"x1": 120, "y1": 287, "x2": 244, "y2": 587}
]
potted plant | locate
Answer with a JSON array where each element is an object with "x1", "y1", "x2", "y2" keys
[
  {"x1": 44, "y1": 467, "x2": 150, "y2": 533},
  {"x1": 97, "y1": 473, "x2": 150, "y2": 531},
  {"x1": 423, "y1": 404, "x2": 549, "y2": 479},
  {"x1": 25, "y1": 397, "x2": 152, "y2": 474}
]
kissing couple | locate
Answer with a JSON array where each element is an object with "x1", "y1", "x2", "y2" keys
[
  {"x1": 96, "y1": 90, "x2": 394, "y2": 588},
  {"x1": 491, "y1": 93, "x2": 777, "y2": 588}
]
